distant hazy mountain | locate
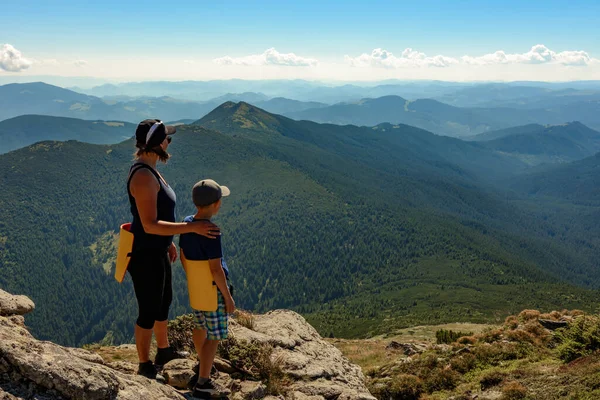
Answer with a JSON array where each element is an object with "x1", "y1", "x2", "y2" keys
[
  {"x1": 469, "y1": 124, "x2": 545, "y2": 142},
  {"x1": 511, "y1": 152, "x2": 600, "y2": 204},
  {"x1": 284, "y1": 95, "x2": 544, "y2": 137},
  {"x1": 0, "y1": 82, "x2": 331, "y2": 124},
  {"x1": 286, "y1": 95, "x2": 600, "y2": 138},
  {"x1": 479, "y1": 122, "x2": 600, "y2": 165},
  {"x1": 0, "y1": 115, "x2": 134, "y2": 154},
  {"x1": 0, "y1": 82, "x2": 207, "y2": 123}
]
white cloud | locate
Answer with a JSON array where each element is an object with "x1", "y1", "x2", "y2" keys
[
  {"x1": 0, "y1": 44, "x2": 32, "y2": 72},
  {"x1": 73, "y1": 60, "x2": 88, "y2": 67},
  {"x1": 348, "y1": 45, "x2": 598, "y2": 69},
  {"x1": 462, "y1": 44, "x2": 594, "y2": 66},
  {"x1": 214, "y1": 48, "x2": 318, "y2": 67},
  {"x1": 345, "y1": 48, "x2": 458, "y2": 68}
]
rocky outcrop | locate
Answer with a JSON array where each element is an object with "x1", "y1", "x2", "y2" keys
[
  {"x1": 230, "y1": 310, "x2": 375, "y2": 400},
  {"x1": 0, "y1": 290, "x2": 34, "y2": 317},
  {"x1": 0, "y1": 291, "x2": 374, "y2": 400}
]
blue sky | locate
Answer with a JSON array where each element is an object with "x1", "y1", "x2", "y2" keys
[{"x1": 1, "y1": 0, "x2": 599, "y2": 82}]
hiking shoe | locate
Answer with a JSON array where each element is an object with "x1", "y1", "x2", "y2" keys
[
  {"x1": 137, "y1": 361, "x2": 166, "y2": 384},
  {"x1": 192, "y1": 379, "x2": 231, "y2": 399},
  {"x1": 154, "y1": 346, "x2": 189, "y2": 367},
  {"x1": 187, "y1": 364, "x2": 219, "y2": 390}
]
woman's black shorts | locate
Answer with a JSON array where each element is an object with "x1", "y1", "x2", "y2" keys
[{"x1": 128, "y1": 250, "x2": 172, "y2": 329}]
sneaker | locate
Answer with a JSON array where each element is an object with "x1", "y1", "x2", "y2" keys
[
  {"x1": 192, "y1": 379, "x2": 231, "y2": 399},
  {"x1": 137, "y1": 361, "x2": 166, "y2": 384},
  {"x1": 188, "y1": 363, "x2": 220, "y2": 390},
  {"x1": 154, "y1": 346, "x2": 189, "y2": 367}
]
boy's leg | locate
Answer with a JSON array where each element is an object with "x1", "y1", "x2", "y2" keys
[
  {"x1": 199, "y1": 339, "x2": 219, "y2": 379},
  {"x1": 193, "y1": 328, "x2": 208, "y2": 366}
]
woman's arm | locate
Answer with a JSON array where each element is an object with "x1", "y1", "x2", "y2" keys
[{"x1": 130, "y1": 169, "x2": 220, "y2": 238}]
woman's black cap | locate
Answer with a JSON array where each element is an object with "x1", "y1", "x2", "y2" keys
[{"x1": 135, "y1": 119, "x2": 176, "y2": 148}]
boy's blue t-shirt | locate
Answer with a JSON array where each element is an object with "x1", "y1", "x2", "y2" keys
[{"x1": 179, "y1": 215, "x2": 229, "y2": 277}]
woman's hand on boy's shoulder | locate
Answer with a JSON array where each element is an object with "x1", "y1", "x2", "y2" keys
[{"x1": 190, "y1": 220, "x2": 221, "y2": 239}]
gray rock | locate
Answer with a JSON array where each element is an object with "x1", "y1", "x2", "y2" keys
[
  {"x1": 231, "y1": 310, "x2": 375, "y2": 400},
  {"x1": 538, "y1": 319, "x2": 569, "y2": 330},
  {"x1": 292, "y1": 391, "x2": 326, "y2": 400},
  {"x1": 161, "y1": 358, "x2": 196, "y2": 389},
  {"x1": 0, "y1": 290, "x2": 35, "y2": 317},
  {"x1": 0, "y1": 315, "x2": 185, "y2": 399},
  {"x1": 236, "y1": 381, "x2": 266, "y2": 399},
  {"x1": 213, "y1": 357, "x2": 237, "y2": 374}
]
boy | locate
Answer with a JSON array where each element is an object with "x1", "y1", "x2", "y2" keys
[{"x1": 179, "y1": 179, "x2": 235, "y2": 399}]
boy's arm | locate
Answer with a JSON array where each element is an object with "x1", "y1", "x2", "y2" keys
[{"x1": 209, "y1": 258, "x2": 235, "y2": 313}]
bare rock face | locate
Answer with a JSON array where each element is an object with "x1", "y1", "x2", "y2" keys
[
  {"x1": 231, "y1": 310, "x2": 376, "y2": 400},
  {"x1": 0, "y1": 289, "x2": 35, "y2": 317},
  {"x1": 0, "y1": 301, "x2": 183, "y2": 399}
]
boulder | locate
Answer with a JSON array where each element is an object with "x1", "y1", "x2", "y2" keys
[
  {"x1": 0, "y1": 315, "x2": 185, "y2": 399},
  {"x1": 538, "y1": 319, "x2": 569, "y2": 330},
  {"x1": 231, "y1": 310, "x2": 375, "y2": 400},
  {"x1": 0, "y1": 289, "x2": 35, "y2": 317}
]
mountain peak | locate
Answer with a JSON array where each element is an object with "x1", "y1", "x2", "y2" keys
[{"x1": 194, "y1": 101, "x2": 283, "y2": 135}]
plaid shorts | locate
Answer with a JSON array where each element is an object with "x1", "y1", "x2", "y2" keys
[{"x1": 194, "y1": 290, "x2": 229, "y2": 340}]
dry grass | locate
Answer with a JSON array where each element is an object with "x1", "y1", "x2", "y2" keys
[
  {"x1": 233, "y1": 310, "x2": 256, "y2": 330},
  {"x1": 327, "y1": 338, "x2": 393, "y2": 371},
  {"x1": 373, "y1": 322, "x2": 496, "y2": 343},
  {"x1": 91, "y1": 344, "x2": 140, "y2": 364}
]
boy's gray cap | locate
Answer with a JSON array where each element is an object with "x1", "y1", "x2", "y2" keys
[{"x1": 192, "y1": 179, "x2": 230, "y2": 207}]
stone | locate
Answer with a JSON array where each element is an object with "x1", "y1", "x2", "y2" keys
[
  {"x1": 161, "y1": 358, "x2": 196, "y2": 389},
  {"x1": 538, "y1": 319, "x2": 569, "y2": 330},
  {"x1": 0, "y1": 315, "x2": 185, "y2": 399},
  {"x1": 0, "y1": 290, "x2": 35, "y2": 317},
  {"x1": 231, "y1": 310, "x2": 375, "y2": 400},
  {"x1": 237, "y1": 380, "x2": 266, "y2": 399},
  {"x1": 214, "y1": 356, "x2": 237, "y2": 374},
  {"x1": 292, "y1": 391, "x2": 326, "y2": 400}
]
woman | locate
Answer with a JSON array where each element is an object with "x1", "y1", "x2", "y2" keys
[{"x1": 127, "y1": 119, "x2": 219, "y2": 380}]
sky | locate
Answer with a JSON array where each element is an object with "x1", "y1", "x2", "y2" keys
[{"x1": 1, "y1": 0, "x2": 600, "y2": 84}]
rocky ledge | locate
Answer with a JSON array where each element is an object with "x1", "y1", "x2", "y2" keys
[{"x1": 0, "y1": 289, "x2": 375, "y2": 400}]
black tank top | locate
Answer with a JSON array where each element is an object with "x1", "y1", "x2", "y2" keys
[{"x1": 127, "y1": 163, "x2": 176, "y2": 252}]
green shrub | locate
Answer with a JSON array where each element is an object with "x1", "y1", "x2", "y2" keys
[
  {"x1": 218, "y1": 336, "x2": 290, "y2": 395},
  {"x1": 450, "y1": 353, "x2": 476, "y2": 374},
  {"x1": 167, "y1": 314, "x2": 196, "y2": 354},
  {"x1": 435, "y1": 329, "x2": 473, "y2": 344},
  {"x1": 369, "y1": 374, "x2": 424, "y2": 400},
  {"x1": 501, "y1": 381, "x2": 527, "y2": 399},
  {"x1": 555, "y1": 315, "x2": 600, "y2": 363},
  {"x1": 424, "y1": 367, "x2": 460, "y2": 392},
  {"x1": 480, "y1": 370, "x2": 507, "y2": 390}
]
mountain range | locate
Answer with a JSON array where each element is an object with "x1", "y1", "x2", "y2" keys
[
  {"x1": 285, "y1": 95, "x2": 600, "y2": 137},
  {"x1": 2, "y1": 102, "x2": 600, "y2": 346},
  {"x1": 0, "y1": 115, "x2": 134, "y2": 154},
  {"x1": 0, "y1": 82, "x2": 328, "y2": 124},
  {"x1": 470, "y1": 122, "x2": 600, "y2": 165}
]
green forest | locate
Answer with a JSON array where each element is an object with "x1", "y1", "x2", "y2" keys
[{"x1": 1, "y1": 103, "x2": 600, "y2": 346}]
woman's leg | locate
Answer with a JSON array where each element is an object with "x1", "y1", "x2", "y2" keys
[
  {"x1": 154, "y1": 319, "x2": 169, "y2": 348},
  {"x1": 155, "y1": 253, "x2": 173, "y2": 349},
  {"x1": 129, "y1": 252, "x2": 163, "y2": 363},
  {"x1": 134, "y1": 324, "x2": 154, "y2": 362}
]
